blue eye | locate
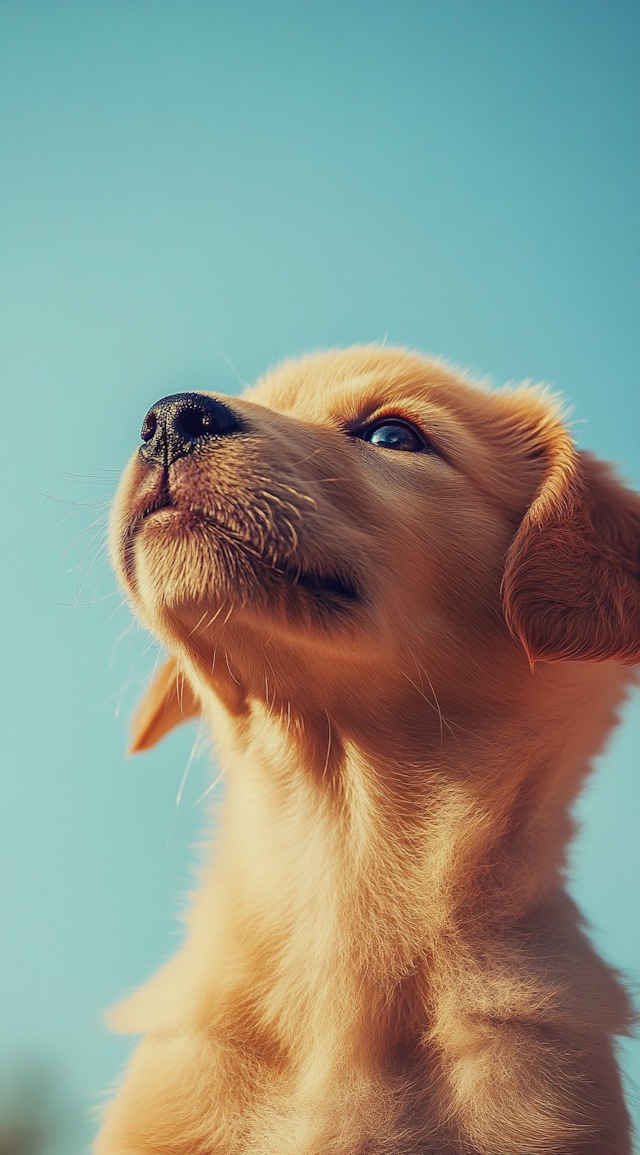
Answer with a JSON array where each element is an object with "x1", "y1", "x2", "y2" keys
[{"x1": 363, "y1": 420, "x2": 426, "y2": 452}]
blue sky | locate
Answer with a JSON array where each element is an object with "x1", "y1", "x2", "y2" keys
[{"x1": 1, "y1": 2, "x2": 638, "y2": 1148}]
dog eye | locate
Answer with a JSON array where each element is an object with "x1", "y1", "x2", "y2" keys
[{"x1": 361, "y1": 420, "x2": 427, "y2": 453}]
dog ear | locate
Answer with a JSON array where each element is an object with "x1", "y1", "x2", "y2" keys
[
  {"x1": 129, "y1": 655, "x2": 201, "y2": 753},
  {"x1": 503, "y1": 440, "x2": 640, "y2": 666}
]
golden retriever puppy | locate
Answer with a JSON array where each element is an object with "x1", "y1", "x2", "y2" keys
[{"x1": 99, "y1": 347, "x2": 639, "y2": 1154}]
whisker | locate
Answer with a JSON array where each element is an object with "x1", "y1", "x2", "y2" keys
[
  {"x1": 400, "y1": 670, "x2": 451, "y2": 749},
  {"x1": 58, "y1": 515, "x2": 109, "y2": 565},
  {"x1": 205, "y1": 338, "x2": 248, "y2": 390},
  {"x1": 191, "y1": 768, "x2": 225, "y2": 809},
  {"x1": 202, "y1": 603, "x2": 228, "y2": 632},
  {"x1": 93, "y1": 595, "x2": 128, "y2": 620},
  {"x1": 298, "y1": 477, "x2": 346, "y2": 485},
  {"x1": 164, "y1": 721, "x2": 206, "y2": 851},
  {"x1": 89, "y1": 549, "x2": 111, "y2": 606},
  {"x1": 263, "y1": 651, "x2": 280, "y2": 718},
  {"x1": 322, "y1": 710, "x2": 332, "y2": 778},
  {"x1": 188, "y1": 610, "x2": 210, "y2": 637},
  {"x1": 75, "y1": 532, "x2": 110, "y2": 604},
  {"x1": 41, "y1": 492, "x2": 113, "y2": 507},
  {"x1": 55, "y1": 501, "x2": 111, "y2": 529},
  {"x1": 264, "y1": 665, "x2": 272, "y2": 715},
  {"x1": 255, "y1": 477, "x2": 317, "y2": 506},
  {"x1": 224, "y1": 649, "x2": 241, "y2": 685}
]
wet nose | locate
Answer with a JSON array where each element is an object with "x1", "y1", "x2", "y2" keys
[{"x1": 139, "y1": 392, "x2": 244, "y2": 467}]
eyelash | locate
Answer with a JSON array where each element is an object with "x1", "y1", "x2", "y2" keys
[{"x1": 349, "y1": 414, "x2": 436, "y2": 453}]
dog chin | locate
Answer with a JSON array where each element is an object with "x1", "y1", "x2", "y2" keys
[
  {"x1": 125, "y1": 502, "x2": 362, "y2": 645},
  {"x1": 132, "y1": 521, "x2": 248, "y2": 615}
]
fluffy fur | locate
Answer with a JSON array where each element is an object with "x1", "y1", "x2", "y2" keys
[{"x1": 98, "y1": 347, "x2": 640, "y2": 1154}]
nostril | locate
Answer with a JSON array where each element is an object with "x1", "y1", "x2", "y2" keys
[
  {"x1": 139, "y1": 391, "x2": 243, "y2": 467},
  {"x1": 172, "y1": 396, "x2": 242, "y2": 440},
  {"x1": 141, "y1": 411, "x2": 157, "y2": 442},
  {"x1": 175, "y1": 407, "x2": 210, "y2": 440}
]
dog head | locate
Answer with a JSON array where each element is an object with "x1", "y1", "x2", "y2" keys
[{"x1": 110, "y1": 347, "x2": 640, "y2": 751}]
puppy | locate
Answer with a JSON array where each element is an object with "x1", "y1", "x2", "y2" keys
[{"x1": 98, "y1": 347, "x2": 639, "y2": 1154}]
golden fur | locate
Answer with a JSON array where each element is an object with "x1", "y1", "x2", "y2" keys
[{"x1": 97, "y1": 347, "x2": 640, "y2": 1154}]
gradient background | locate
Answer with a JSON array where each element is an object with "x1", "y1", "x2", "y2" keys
[{"x1": 1, "y1": 2, "x2": 638, "y2": 1151}]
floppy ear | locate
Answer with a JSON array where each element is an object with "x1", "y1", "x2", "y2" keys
[
  {"x1": 130, "y1": 655, "x2": 201, "y2": 753},
  {"x1": 503, "y1": 439, "x2": 640, "y2": 666}
]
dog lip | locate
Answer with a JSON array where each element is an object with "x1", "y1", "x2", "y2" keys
[
  {"x1": 141, "y1": 496, "x2": 174, "y2": 519},
  {"x1": 278, "y1": 563, "x2": 360, "y2": 603},
  {"x1": 123, "y1": 495, "x2": 360, "y2": 606},
  {"x1": 139, "y1": 470, "x2": 174, "y2": 520},
  {"x1": 119, "y1": 477, "x2": 174, "y2": 588}
]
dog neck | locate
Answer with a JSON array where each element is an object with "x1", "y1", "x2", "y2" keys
[
  {"x1": 181, "y1": 655, "x2": 629, "y2": 1008},
  {"x1": 112, "y1": 653, "x2": 632, "y2": 1147}
]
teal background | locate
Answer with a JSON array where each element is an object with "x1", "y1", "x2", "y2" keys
[{"x1": 0, "y1": 2, "x2": 638, "y2": 1150}]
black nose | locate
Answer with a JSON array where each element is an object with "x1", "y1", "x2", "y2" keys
[{"x1": 139, "y1": 392, "x2": 244, "y2": 467}]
